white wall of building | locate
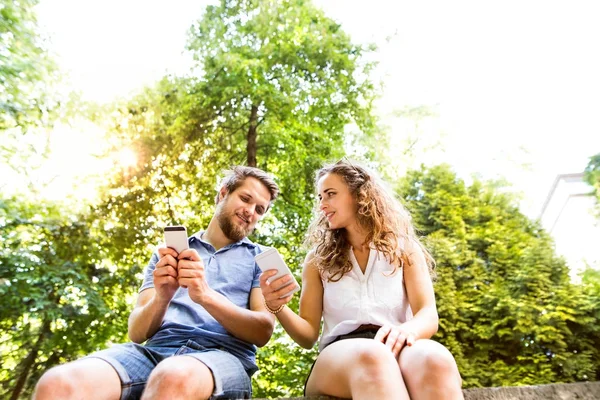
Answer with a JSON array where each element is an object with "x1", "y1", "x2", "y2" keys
[{"x1": 539, "y1": 173, "x2": 600, "y2": 281}]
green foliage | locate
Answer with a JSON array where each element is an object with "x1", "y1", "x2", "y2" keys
[
  {"x1": 581, "y1": 266, "x2": 600, "y2": 291},
  {"x1": 0, "y1": 0, "x2": 56, "y2": 130},
  {"x1": 81, "y1": 1, "x2": 378, "y2": 397},
  {"x1": 255, "y1": 330, "x2": 318, "y2": 398},
  {"x1": 398, "y1": 164, "x2": 600, "y2": 388},
  {"x1": 584, "y1": 152, "x2": 600, "y2": 218},
  {"x1": 183, "y1": 0, "x2": 377, "y2": 246},
  {"x1": 4, "y1": 0, "x2": 598, "y2": 398},
  {"x1": 0, "y1": 0, "x2": 64, "y2": 204},
  {"x1": 0, "y1": 197, "x2": 135, "y2": 399},
  {"x1": 90, "y1": 0, "x2": 378, "y2": 262}
]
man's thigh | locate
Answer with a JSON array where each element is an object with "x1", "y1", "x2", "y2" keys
[
  {"x1": 180, "y1": 348, "x2": 252, "y2": 400},
  {"x1": 33, "y1": 357, "x2": 121, "y2": 400}
]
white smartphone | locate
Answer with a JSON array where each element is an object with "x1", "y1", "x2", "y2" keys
[
  {"x1": 164, "y1": 225, "x2": 189, "y2": 254},
  {"x1": 255, "y1": 248, "x2": 300, "y2": 298}
]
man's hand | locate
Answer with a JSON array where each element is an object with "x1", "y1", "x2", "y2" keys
[
  {"x1": 177, "y1": 248, "x2": 215, "y2": 304},
  {"x1": 154, "y1": 247, "x2": 180, "y2": 303},
  {"x1": 374, "y1": 324, "x2": 417, "y2": 358}
]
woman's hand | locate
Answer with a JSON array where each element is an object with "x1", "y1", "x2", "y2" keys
[
  {"x1": 259, "y1": 270, "x2": 297, "y2": 311},
  {"x1": 374, "y1": 324, "x2": 417, "y2": 358}
]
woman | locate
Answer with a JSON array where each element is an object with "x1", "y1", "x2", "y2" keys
[{"x1": 260, "y1": 159, "x2": 464, "y2": 400}]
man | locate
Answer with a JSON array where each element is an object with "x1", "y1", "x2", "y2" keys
[{"x1": 34, "y1": 166, "x2": 280, "y2": 399}]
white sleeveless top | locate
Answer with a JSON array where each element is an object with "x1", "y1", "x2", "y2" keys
[{"x1": 319, "y1": 247, "x2": 413, "y2": 351}]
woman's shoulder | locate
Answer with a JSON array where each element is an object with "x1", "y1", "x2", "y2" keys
[
  {"x1": 302, "y1": 249, "x2": 325, "y2": 286},
  {"x1": 302, "y1": 249, "x2": 321, "y2": 273}
]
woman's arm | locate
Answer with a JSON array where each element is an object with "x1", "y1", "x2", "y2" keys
[
  {"x1": 375, "y1": 239, "x2": 439, "y2": 357},
  {"x1": 260, "y1": 252, "x2": 323, "y2": 349},
  {"x1": 401, "y1": 238, "x2": 439, "y2": 339}
]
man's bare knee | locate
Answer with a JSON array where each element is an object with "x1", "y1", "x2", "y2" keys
[
  {"x1": 149, "y1": 360, "x2": 194, "y2": 387},
  {"x1": 33, "y1": 365, "x2": 77, "y2": 400},
  {"x1": 143, "y1": 356, "x2": 214, "y2": 400},
  {"x1": 33, "y1": 359, "x2": 121, "y2": 400}
]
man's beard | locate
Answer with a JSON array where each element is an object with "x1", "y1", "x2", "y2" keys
[{"x1": 216, "y1": 204, "x2": 253, "y2": 242}]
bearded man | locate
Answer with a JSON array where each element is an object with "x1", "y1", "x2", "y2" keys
[{"x1": 34, "y1": 166, "x2": 280, "y2": 400}]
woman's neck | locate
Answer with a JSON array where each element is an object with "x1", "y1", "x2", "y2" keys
[{"x1": 344, "y1": 224, "x2": 368, "y2": 251}]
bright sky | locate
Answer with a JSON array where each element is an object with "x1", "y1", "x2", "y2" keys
[{"x1": 34, "y1": 0, "x2": 600, "y2": 220}]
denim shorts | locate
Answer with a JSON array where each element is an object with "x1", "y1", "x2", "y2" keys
[{"x1": 87, "y1": 340, "x2": 251, "y2": 400}]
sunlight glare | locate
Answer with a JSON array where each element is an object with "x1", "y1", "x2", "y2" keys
[{"x1": 116, "y1": 148, "x2": 137, "y2": 169}]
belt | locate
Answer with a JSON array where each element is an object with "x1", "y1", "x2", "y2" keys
[{"x1": 350, "y1": 324, "x2": 382, "y2": 334}]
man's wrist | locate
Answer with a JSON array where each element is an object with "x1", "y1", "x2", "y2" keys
[
  {"x1": 194, "y1": 287, "x2": 220, "y2": 307},
  {"x1": 153, "y1": 292, "x2": 174, "y2": 308}
]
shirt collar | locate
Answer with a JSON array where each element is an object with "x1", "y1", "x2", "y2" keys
[{"x1": 192, "y1": 230, "x2": 258, "y2": 250}]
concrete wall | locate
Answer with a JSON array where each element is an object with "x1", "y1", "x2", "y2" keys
[
  {"x1": 463, "y1": 381, "x2": 600, "y2": 400},
  {"x1": 256, "y1": 381, "x2": 600, "y2": 400}
]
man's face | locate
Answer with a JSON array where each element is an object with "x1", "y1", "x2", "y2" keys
[{"x1": 215, "y1": 177, "x2": 272, "y2": 242}]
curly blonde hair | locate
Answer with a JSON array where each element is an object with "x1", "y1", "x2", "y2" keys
[{"x1": 305, "y1": 159, "x2": 435, "y2": 282}]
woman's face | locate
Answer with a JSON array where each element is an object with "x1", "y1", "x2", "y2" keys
[{"x1": 317, "y1": 172, "x2": 358, "y2": 230}]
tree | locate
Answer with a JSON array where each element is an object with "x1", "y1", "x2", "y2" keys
[
  {"x1": 584, "y1": 152, "x2": 600, "y2": 218},
  {"x1": 0, "y1": 0, "x2": 56, "y2": 130},
  {"x1": 64, "y1": 1, "x2": 379, "y2": 397},
  {"x1": 187, "y1": 1, "x2": 377, "y2": 394},
  {"x1": 0, "y1": 197, "x2": 134, "y2": 399},
  {"x1": 0, "y1": 0, "x2": 381, "y2": 396},
  {"x1": 187, "y1": 0, "x2": 376, "y2": 163},
  {"x1": 0, "y1": 0, "x2": 67, "y2": 203},
  {"x1": 0, "y1": 6, "x2": 98, "y2": 397},
  {"x1": 185, "y1": 0, "x2": 376, "y2": 240},
  {"x1": 397, "y1": 164, "x2": 600, "y2": 387}
]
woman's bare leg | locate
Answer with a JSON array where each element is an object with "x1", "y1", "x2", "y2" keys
[
  {"x1": 306, "y1": 339, "x2": 409, "y2": 400},
  {"x1": 399, "y1": 339, "x2": 463, "y2": 400}
]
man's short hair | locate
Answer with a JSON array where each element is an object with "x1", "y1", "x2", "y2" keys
[{"x1": 215, "y1": 166, "x2": 279, "y2": 207}]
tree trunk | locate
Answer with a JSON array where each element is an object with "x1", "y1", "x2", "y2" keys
[
  {"x1": 10, "y1": 320, "x2": 51, "y2": 400},
  {"x1": 247, "y1": 104, "x2": 258, "y2": 167}
]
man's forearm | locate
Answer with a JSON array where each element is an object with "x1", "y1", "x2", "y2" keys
[
  {"x1": 128, "y1": 294, "x2": 171, "y2": 343},
  {"x1": 201, "y1": 290, "x2": 274, "y2": 346}
]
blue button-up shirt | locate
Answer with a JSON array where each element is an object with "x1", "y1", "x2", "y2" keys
[{"x1": 140, "y1": 231, "x2": 264, "y2": 373}]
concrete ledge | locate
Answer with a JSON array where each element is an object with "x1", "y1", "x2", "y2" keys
[
  {"x1": 462, "y1": 381, "x2": 600, "y2": 400},
  {"x1": 256, "y1": 381, "x2": 600, "y2": 400}
]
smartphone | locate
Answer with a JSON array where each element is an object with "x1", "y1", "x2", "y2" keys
[
  {"x1": 255, "y1": 248, "x2": 300, "y2": 298},
  {"x1": 164, "y1": 225, "x2": 189, "y2": 254}
]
